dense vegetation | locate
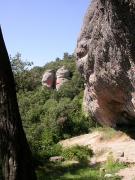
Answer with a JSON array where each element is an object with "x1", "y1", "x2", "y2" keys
[{"x1": 10, "y1": 52, "x2": 95, "y2": 165}]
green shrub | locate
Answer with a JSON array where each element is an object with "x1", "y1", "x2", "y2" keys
[
  {"x1": 39, "y1": 143, "x2": 62, "y2": 160},
  {"x1": 103, "y1": 152, "x2": 127, "y2": 174},
  {"x1": 30, "y1": 126, "x2": 63, "y2": 165},
  {"x1": 62, "y1": 145, "x2": 93, "y2": 163}
]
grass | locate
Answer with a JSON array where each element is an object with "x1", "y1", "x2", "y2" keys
[
  {"x1": 92, "y1": 127, "x2": 123, "y2": 141},
  {"x1": 95, "y1": 148, "x2": 107, "y2": 158},
  {"x1": 36, "y1": 127, "x2": 127, "y2": 179},
  {"x1": 37, "y1": 162, "x2": 101, "y2": 180},
  {"x1": 103, "y1": 152, "x2": 127, "y2": 174},
  {"x1": 36, "y1": 160, "x2": 124, "y2": 180}
]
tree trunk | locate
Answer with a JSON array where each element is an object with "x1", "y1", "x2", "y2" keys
[{"x1": 0, "y1": 27, "x2": 36, "y2": 180}]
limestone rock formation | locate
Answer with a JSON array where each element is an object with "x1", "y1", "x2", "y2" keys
[
  {"x1": 75, "y1": 0, "x2": 135, "y2": 127},
  {"x1": 42, "y1": 70, "x2": 55, "y2": 88},
  {"x1": 42, "y1": 67, "x2": 70, "y2": 90},
  {"x1": 56, "y1": 66, "x2": 70, "y2": 90}
]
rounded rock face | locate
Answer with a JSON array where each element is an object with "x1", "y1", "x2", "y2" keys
[
  {"x1": 56, "y1": 66, "x2": 70, "y2": 90},
  {"x1": 75, "y1": 0, "x2": 135, "y2": 127},
  {"x1": 42, "y1": 70, "x2": 55, "y2": 88}
]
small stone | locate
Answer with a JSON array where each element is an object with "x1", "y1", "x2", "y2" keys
[
  {"x1": 115, "y1": 151, "x2": 124, "y2": 158},
  {"x1": 49, "y1": 156, "x2": 64, "y2": 162},
  {"x1": 104, "y1": 174, "x2": 114, "y2": 178}
]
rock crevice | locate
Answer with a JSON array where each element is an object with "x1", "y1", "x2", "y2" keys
[{"x1": 42, "y1": 66, "x2": 70, "y2": 90}]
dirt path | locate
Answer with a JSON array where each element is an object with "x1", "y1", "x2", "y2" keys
[
  {"x1": 116, "y1": 166, "x2": 135, "y2": 180},
  {"x1": 60, "y1": 131, "x2": 135, "y2": 163},
  {"x1": 60, "y1": 130, "x2": 135, "y2": 179}
]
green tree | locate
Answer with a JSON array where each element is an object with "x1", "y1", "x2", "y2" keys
[{"x1": 11, "y1": 53, "x2": 34, "y2": 91}]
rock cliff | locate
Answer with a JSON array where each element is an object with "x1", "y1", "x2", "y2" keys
[{"x1": 75, "y1": 0, "x2": 135, "y2": 127}]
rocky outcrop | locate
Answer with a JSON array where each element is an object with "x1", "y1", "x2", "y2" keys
[
  {"x1": 75, "y1": 0, "x2": 135, "y2": 127},
  {"x1": 49, "y1": 156, "x2": 64, "y2": 162},
  {"x1": 42, "y1": 70, "x2": 55, "y2": 88},
  {"x1": 42, "y1": 67, "x2": 70, "y2": 90},
  {"x1": 56, "y1": 66, "x2": 70, "y2": 90}
]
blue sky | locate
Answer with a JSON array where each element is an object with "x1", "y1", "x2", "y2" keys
[{"x1": 0, "y1": 0, "x2": 90, "y2": 66}]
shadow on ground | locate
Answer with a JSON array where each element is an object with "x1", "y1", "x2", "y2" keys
[
  {"x1": 116, "y1": 123, "x2": 135, "y2": 140},
  {"x1": 36, "y1": 161, "x2": 103, "y2": 180}
]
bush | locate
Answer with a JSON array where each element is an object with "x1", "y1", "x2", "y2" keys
[
  {"x1": 31, "y1": 129, "x2": 62, "y2": 165},
  {"x1": 62, "y1": 145, "x2": 93, "y2": 163},
  {"x1": 39, "y1": 144, "x2": 62, "y2": 160},
  {"x1": 103, "y1": 152, "x2": 127, "y2": 174}
]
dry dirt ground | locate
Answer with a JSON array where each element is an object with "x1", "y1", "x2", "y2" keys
[
  {"x1": 116, "y1": 166, "x2": 135, "y2": 180},
  {"x1": 60, "y1": 129, "x2": 135, "y2": 180}
]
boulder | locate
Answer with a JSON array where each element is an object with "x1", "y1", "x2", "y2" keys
[
  {"x1": 42, "y1": 70, "x2": 55, "y2": 89},
  {"x1": 49, "y1": 156, "x2": 64, "y2": 162},
  {"x1": 56, "y1": 66, "x2": 70, "y2": 90},
  {"x1": 75, "y1": 0, "x2": 135, "y2": 127},
  {"x1": 104, "y1": 174, "x2": 114, "y2": 178}
]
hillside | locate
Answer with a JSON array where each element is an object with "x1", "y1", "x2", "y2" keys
[
  {"x1": 9, "y1": 53, "x2": 135, "y2": 180},
  {"x1": 9, "y1": 53, "x2": 96, "y2": 164},
  {"x1": 1, "y1": 0, "x2": 135, "y2": 179},
  {"x1": 1, "y1": 53, "x2": 134, "y2": 179},
  {"x1": 60, "y1": 128, "x2": 135, "y2": 164},
  {"x1": 60, "y1": 128, "x2": 135, "y2": 180}
]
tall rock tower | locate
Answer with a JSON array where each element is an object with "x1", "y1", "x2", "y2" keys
[{"x1": 75, "y1": 0, "x2": 135, "y2": 127}]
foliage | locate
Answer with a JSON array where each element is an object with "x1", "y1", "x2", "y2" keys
[
  {"x1": 103, "y1": 152, "x2": 127, "y2": 174},
  {"x1": 93, "y1": 127, "x2": 123, "y2": 141},
  {"x1": 62, "y1": 145, "x2": 93, "y2": 163},
  {"x1": 4, "y1": 51, "x2": 125, "y2": 179},
  {"x1": 11, "y1": 52, "x2": 96, "y2": 164},
  {"x1": 11, "y1": 53, "x2": 43, "y2": 92},
  {"x1": 36, "y1": 161, "x2": 123, "y2": 180}
]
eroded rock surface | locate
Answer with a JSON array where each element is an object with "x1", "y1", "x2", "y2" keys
[
  {"x1": 56, "y1": 66, "x2": 70, "y2": 90},
  {"x1": 42, "y1": 67, "x2": 70, "y2": 90},
  {"x1": 75, "y1": 0, "x2": 135, "y2": 127},
  {"x1": 42, "y1": 70, "x2": 55, "y2": 88}
]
